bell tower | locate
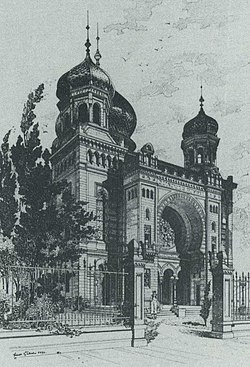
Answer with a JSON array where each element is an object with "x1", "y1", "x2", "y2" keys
[{"x1": 181, "y1": 86, "x2": 220, "y2": 173}]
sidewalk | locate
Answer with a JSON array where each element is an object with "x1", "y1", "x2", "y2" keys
[{"x1": 1, "y1": 320, "x2": 250, "y2": 367}]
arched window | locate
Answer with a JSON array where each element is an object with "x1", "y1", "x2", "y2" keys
[
  {"x1": 131, "y1": 189, "x2": 135, "y2": 199},
  {"x1": 146, "y1": 208, "x2": 150, "y2": 221},
  {"x1": 88, "y1": 150, "x2": 93, "y2": 164},
  {"x1": 212, "y1": 222, "x2": 216, "y2": 232},
  {"x1": 134, "y1": 188, "x2": 138, "y2": 197},
  {"x1": 213, "y1": 205, "x2": 216, "y2": 213},
  {"x1": 79, "y1": 103, "x2": 89, "y2": 123},
  {"x1": 150, "y1": 190, "x2": 154, "y2": 199},
  {"x1": 107, "y1": 155, "x2": 112, "y2": 168},
  {"x1": 146, "y1": 189, "x2": 150, "y2": 198},
  {"x1": 93, "y1": 103, "x2": 101, "y2": 125},
  {"x1": 95, "y1": 151, "x2": 100, "y2": 166},
  {"x1": 101, "y1": 153, "x2": 106, "y2": 167},
  {"x1": 142, "y1": 188, "x2": 145, "y2": 197},
  {"x1": 210, "y1": 205, "x2": 213, "y2": 212},
  {"x1": 128, "y1": 191, "x2": 131, "y2": 201}
]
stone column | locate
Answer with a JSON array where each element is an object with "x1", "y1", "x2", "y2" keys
[
  {"x1": 210, "y1": 252, "x2": 234, "y2": 338},
  {"x1": 126, "y1": 239, "x2": 147, "y2": 347},
  {"x1": 173, "y1": 276, "x2": 178, "y2": 306}
]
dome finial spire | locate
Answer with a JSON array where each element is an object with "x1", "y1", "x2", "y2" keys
[
  {"x1": 94, "y1": 23, "x2": 102, "y2": 66},
  {"x1": 199, "y1": 83, "x2": 204, "y2": 110},
  {"x1": 85, "y1": 10, "x2": 91, "y2": 56}
]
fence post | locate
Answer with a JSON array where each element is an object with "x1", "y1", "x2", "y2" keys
[
  {"x1": 126, "y1": 239, "x2": 147, "y2": 347},
  {"x1": 210, "y1": 252, "x2": 234, "y2": 338}
]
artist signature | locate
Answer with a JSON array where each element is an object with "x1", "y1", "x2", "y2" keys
[{"x1": 13, "y1": 350, "x2": 46, "y2": 358}]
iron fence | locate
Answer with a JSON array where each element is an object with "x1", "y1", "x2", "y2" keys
[
  {"x1": 0, "y1": 265, "x2": 130, "y2": 330},
  {"x1": 232, "y1": 272, "x2": 250, "y2": 321}
]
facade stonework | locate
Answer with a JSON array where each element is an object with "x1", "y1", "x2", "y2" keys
[{"x1": 50, "y1": 35, "x2": 237, "y2": 310}]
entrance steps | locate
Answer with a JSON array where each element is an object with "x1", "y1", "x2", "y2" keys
[
  {"x1": 181, "y1": 306, "x2": 201, "y2": 319},
  {"x1": 157, "y1": 306, "x2": 177, "y2": 318},
  {"x1": 153, "y1": 305, "x2": 202, "y2": 320}
]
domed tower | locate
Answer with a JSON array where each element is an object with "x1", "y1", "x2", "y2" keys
[
  {"x1": 181, "y1": 87, "x2": 220, "y2": 173},
  {"x1": 50, "y1": 16, "x2": 137, "y2": 270}
]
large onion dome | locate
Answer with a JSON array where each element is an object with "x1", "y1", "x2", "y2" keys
[{"x1": 56, "y1": 54, "x2": 115, "y2": 104}]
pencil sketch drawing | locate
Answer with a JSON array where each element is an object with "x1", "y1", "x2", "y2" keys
[{"x1": 0, "y1": 1, "x2": 250, "y2": 366}]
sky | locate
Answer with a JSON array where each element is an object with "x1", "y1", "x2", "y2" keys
[{"x1": 0, "y1": 0, "x2": 249, "y2": 269}]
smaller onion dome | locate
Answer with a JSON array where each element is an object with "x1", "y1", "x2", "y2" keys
[
  {"x1": 182, "y1": 89, "x2": 218, "y2": 139},
  {"x1": 109, "y1": 91, "x2": 137, "y2": 139}
]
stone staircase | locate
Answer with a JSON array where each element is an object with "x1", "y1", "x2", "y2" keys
[
  {"x1": 181, "y1": 306, "x2": 201, "y2": 319},
  {"x1": 157, "y1": 305, "x2": 177, "y2": 318},
  {"x1": 148, "y1": 305, "x2": 202, "y2": 320}
]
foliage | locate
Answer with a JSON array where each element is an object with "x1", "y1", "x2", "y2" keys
[
  {"x1": 0, "y1": 84, "x2": 96, "y2": 268},
  {"x1": 145, "y1": 320, "x2": 161, "y2": 344},
  {"x1": 0, "y1": 130, "x2": 18, "y2": 238},
  {"x1": 200, "y1": 280, "x2": 212, "y2": 326}
]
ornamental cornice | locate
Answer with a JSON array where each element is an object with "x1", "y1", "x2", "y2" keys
[{"x1": 80, "y1": 135, "x2": 127, "y2": 155}]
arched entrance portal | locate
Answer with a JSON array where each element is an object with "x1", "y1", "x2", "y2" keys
[{"x1": 158, "y1": 193, "x2": 205, "y2": 306}]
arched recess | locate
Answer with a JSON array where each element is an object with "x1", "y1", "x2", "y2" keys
[
  {"x1": 158, "y1": 192, "x2": 205, "y2": 255},
  {"x1": 158, "y1": 193, "x2": 205, "y2": 306}
]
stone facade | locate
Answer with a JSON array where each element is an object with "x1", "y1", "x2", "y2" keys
[{"x1": 50, "y1": 32, "x2": 237, "y2": 309}]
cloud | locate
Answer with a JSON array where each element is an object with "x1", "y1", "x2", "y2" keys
[
  {"x1": 173, "y1": 0, "x2": 236, "y2": 31},
  {"x1": 134, "y1": 51, "x2": 248, "y2": 101},
  {"x1": 212, "y1": 97, "x2": 246, "y2": 117},
  {"x1": 104, "y1": 0, "x2": 163, "y2": 35}
]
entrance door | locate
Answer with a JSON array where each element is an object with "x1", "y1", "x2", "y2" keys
[
  {"x1": 177, "y1": 269, "x2": 190, "y2": 305},
  {"x1": 196, "y1": 284, "x2": 201, "y2": 306},
  {"x1": 162, "y1": 269, "x2": 173, "y2": 305}
]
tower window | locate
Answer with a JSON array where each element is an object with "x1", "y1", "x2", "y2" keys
[
  {"x1": 101, "y1": 153, "x2": 106, "y2": 167},
  {"x1": 146, "y1": 189, "x2": 150, "y2": 198},
  {"x1": 142, "y1": 188, "x2": 145, "y2": 197},
  {"x1": 212, "y1": 222, "x2": 216, "y2": 232},
  {"x1": 79, "y1": 103, "x2": 89, "y2": 123},
  {"x1": 95, "y1": 151, "x2": 100, "y2": 166},
  {"x1": 197, "y1": 148, "x2": 204, "y2": 164},
  {"x1": 145, "y1": 208, "x2": 150, "y2": 221},
  {"x1": 144, "y1": 225, "x2": 151, "y2": 247},
  {"x1": 150, "y1": 190, "x2": 154, "y2": 199},
  {"x1": 128, "y1": 191, "x2": 131, "y2": 201},
  {"x1": 107, "y1": 155, "x2": 112, "y2": 168},
  {"x1": 93, "y1": 103, "x2": 101, "y2": 125},
  {"x1": 88, "y1": 150, "x2": 93, "y2": 164}
]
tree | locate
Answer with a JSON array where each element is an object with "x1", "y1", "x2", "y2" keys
[
  {"x1": 200, "y1": 280, "x2": 212, "y2": 326},
  {"x1": 0, "y1": 84, "x2": 97, "y2": 319},
  {"x1": 1, "y1": 84, "x2": 96, "y2": 268},
  {"x1": 0, "y1": 130, "x2": 18, "y2": 238}
]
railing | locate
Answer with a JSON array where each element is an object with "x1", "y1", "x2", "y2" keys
[
  {"x1": 232, "y1": 272, "x2": 250, "y2": 321},
  {"x1": 0, "y1": 265, "x2": 129, "y2": 330}
]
